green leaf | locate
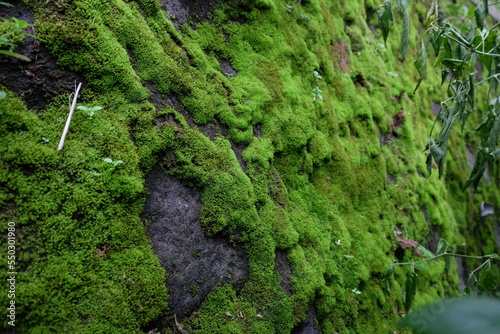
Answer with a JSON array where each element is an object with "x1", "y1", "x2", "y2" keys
[
  {"x1": 455, "y1": 90, "x2": 470, "y2": 133},
  {"x1": 475, "y1": 2, "x2": 485, "y2": 30},
  {"x1": 429, "y1": 138, "x2": 445, "y2": 178},
  {"x1": 433, "y1": 99, "x2": 462, "y2": 178},
  {"x1": 383, "y1": 268, "x2": 394, "y2": 296},
  {"x1": 11, "y1": 17, "x2": 30, "y2": 29},
  {"x1": 478, "y1": 31, "x2": 496, "y2": 72},
  {"x1": 417, "y1": 245, "x2": 434, "y2": 258},
  {"x1": 436, "y1": 238, "x2": 447, "y2": 254},
  {"x1": 425, "y1": 0, "x2": 438, "y2": 26},
  {"x1": 403, "y1": 269, "x2": 418, "y2": 313},
  {"x1": 425, "y1": 151, "x2": 433, "y2": 175},
  {"x1": 0, "y1": 91, "x2": 6, "y2": 99},
  {"x1": 103, "y1": 158, "x2": 114, "y2": 164},
  {"x1": 413, "y1": 42, "x2": 427, "y2": 93},
  {"x1": 398, "y1": 0, "x2": 410, "y2": 61},
  {"x1": 465, "y1": 104, "x2": 500, "y2": 189},
  {"x1": 441, "y1": 59, "x2": 474, "y2": 72},
  {"x1": 464, "y1": 148, "x2": 491, "y2": 190},
  {"x1": 399, "y1": 297, "x2": 500, "y2": 334},
  {"x1": 0, "y1": 49, "x2": 31, "y2": 61},
  {"x1": 378, "y1": 1, "x2": 393, "y2": 45},
  {"x1": 78, "y1": 105, "x2": 103, "y2": 112},
  {"x1": 0, "y1": 2, "x2": 14, "y2": 6},
  {"x1": 478, "y1": 269, "x2": 498, "y2": 293}
]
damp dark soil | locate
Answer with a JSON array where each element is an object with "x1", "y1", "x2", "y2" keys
[
  {"x1": 0, "y1": 1, "x2": 84, "y2": 111},
  {"x1": 160, "y1": 0, "x2": 220, "y2": 28},
  {"x1": 142, "y1": 168, "x2": 249, "y2": 320},
  {"x1": 291, "y1": 305, "x2": 321, "y2": 334}
]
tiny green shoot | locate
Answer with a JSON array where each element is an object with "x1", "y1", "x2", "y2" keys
[{"x1": 104, "y1": 158, "x2": 123, "y2": 169}]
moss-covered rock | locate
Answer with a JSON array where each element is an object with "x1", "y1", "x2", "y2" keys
[{"x1": 1, "y1": 0, "x2": 499, "y2": 333}]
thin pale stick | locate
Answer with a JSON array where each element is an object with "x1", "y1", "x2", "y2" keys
[{"x1": 57, "y1": 82, "x2": 82, "y2": 151}]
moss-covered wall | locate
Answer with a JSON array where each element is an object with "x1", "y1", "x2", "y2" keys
[{"x1": 1, "y1": 0, "x2": 499, "y2": 333}]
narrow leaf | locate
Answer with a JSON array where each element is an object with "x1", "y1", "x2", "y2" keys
[
  {"x1": 441, "y1": 59, "x2": 474, "y2": 72},
  {"x1": 403, "y1": 269, "x2": 418, "y2": 313},
  {"x1": 11, "y1": 17, "x2": 30, "y2": 29},
  {"x1": 384, "y1": 268, "x2": 395, "y2": 279},
  {"x1": 428, "y1": 29, "x2": 442, "y2": 56},
  {"x1": 425, "y1": 150, "x2": 433, "y2": 176},
  {"x1": 413, "y1": 42, "x2": 427, "y2": 93},
  {"x1": 436, "y1": 238, "x2": 447, "y2": 254},
  {"x1": 0, "y1": 49, "x2": 31, "y2": 61},
  {"x1": 475, "y1": 2, "x2": 485, "y2": 30},
  {"x1": 425, "y1": 0, "x2": 439, "y2": 26},
  {"x1": 398, "y1": 0, "x2": 410, "y2": 61},
  {"x1": 378, "y1": 1, "x2": 393, "y2": 45},
  {"x1": 417, "y1": 245, "x2": 434, "y2": 258},
  {"x1": 383, "y1": 268, "x2": 394, "y2": 295},
  {"x1": 434, "y1": 100, "x2": 461, "y2": 178},
  {"x1": 464, "y1": 148, "x2": 491, "y2": 190}
]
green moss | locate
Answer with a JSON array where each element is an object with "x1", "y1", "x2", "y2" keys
[{"x1": 2, "y1": 0, "x2": 498, "y2": 332}]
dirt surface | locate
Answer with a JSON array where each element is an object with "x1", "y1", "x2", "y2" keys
[
  {"x1": 0, "y1": 1, "x2": 83, "y2": 110},
  {"x1": 291, "y1": 305, "x2": 321, "y2": 334},
  {"x1": 331, "y1": 40, "x2": 350, "y2": 74},
  {"x1": 160, "y1": 0, "x2": 220, "y2": 28},
  {"x1": 275, "y1": 250, "x2": 293, "y2": 296},
  {"x1": 142, "y1": 168, "x2": 249, "y2": 319}
]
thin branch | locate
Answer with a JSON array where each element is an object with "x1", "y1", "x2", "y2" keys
[
  {"x1": 57, "y1": 82, "x2": 82, "y2": 151},
  {"x1": 475, "y1": 73, "x2": 500, "y2": 86},
  {"x1": 392, "y1": 252, "x2": 488, "y2": 267}
]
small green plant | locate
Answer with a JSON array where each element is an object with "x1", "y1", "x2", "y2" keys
[
  {"x1": 0, "y1": 91, "x2": 6, "y2": 99},
  {"x1": 313, "y1": 70, "x2": 322, "y2": 82},
  {"x1": 384, "y1": 237, "x2": 499, "y2": 313},
  {"x1": 312, "y1": 86, "x2": 323, "y2": 101},
  {"x1": 103, "y1": 158, "x2": 123, "y2": 170},
  {"x1": 77, "y1": 105, "x2": 102, "y2": 121},
  {"x1": 312, "y1": 70, "x2": 323, "y2": 101},
  {"x1": 0, "y1": 8, "x2": 33, "y2": 62},
  {"x1": 280, "y1": 0, "x2": 301, "y2": 13},
  {"x1": 77, "y1": 105, "x2": 102, "y2": 120},
  {"x1": 378, "y1": 0, "x2": 500, "y2": 190},
  {"x1": 41, "y1": 137, "x2": 50, "y2": 143}
]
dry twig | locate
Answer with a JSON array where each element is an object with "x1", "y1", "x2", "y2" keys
[{"x1": 57, "y1": 82, "x2": 82, "y2": 151}]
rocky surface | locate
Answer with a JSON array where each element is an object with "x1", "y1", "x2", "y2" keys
[{"x1": 142, "y1": 168, "x2": 249, "y2": 318}]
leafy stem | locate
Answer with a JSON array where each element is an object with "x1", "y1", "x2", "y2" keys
[{"x1": 392, "y1": 252, "x2": 494, "y2": 267}]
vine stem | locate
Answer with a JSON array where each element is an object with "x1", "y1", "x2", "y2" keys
[
  {"x1": 475, "y1": 73, "x2": 500, "y2": 86},
  {"x1": 57, "y1": 82, "x2": 82, "y2": 151},
  {"x1": 392, "y1": 252, "x2": 489, "y2": 267}
]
